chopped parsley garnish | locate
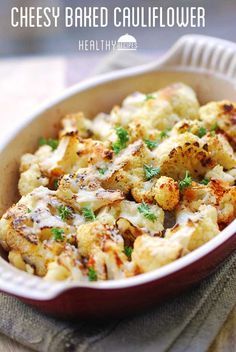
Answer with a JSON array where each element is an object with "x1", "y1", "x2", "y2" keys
[
  {"x1": 179, "y1": 171, "x2": 192, "y2": 191},
  {"x1": 198, "y1": 127, "x2": 207, "y2": 138},
  {"x1": 88, "y1": 267, "x2": 97, "y2": 281},
  {"x1": 124, "y1": 246, "x2": 133, "y2": 259},
  {"x1": 200, "y1": 177, "x2": 210, "y2": 185},
  {"x1": 112, "y1": 127, "x2": 129, "y2": 154},
  {"x1": 51, "y1": 228, "x2": 64, "y2": 241},
  {"x1": 54, "y1": 179, "x2": 59, "y2": 190},
  {"x1": 145, "y1": 94, "x2": 155, "y2": 101},
  {"x1": 210, "y1": 123, "x2": 218, "y2": 136},
  {"x1": 39, "y1": 137, "x2": 59, "y2": 151},
  {"x1": 27, "y1": 208, "x2": 32, "y2": 213},
  {"x1": 82, "y1": 207, "x2": 96, "y2": 221},
  {"x1": 160, "y1": 128, "x2": 171, "y2": 139},
  {"x1": 210, "y1": 123, "x2": 218, "y2": 131},
  {"x1": 144, "y1": 164, "x2": 160, "y2": 180},
  {"x1": 98, "y1": 167, "x2": 107, "y2": 175},
  {"x1": 144, "y1": 139, "x2": 158, "y2": 150},
  {"x1": 58, "y1": 205, "x2": 73, "y2": 221},
  {"x1": 137, "y1": 202, "x2": 157, "y2": 222}
]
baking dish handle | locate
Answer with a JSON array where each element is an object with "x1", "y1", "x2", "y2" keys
[{"x1": 155, "y1": 34, "x2": 236, "y2": 81}]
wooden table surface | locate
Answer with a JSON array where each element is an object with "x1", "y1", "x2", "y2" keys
[{"x1": 0, "y1": 55, "x2": 235, "y2": 352}]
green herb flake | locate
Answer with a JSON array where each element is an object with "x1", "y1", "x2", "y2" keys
[
  {"x1": 88, "y1": 267, "x2": 97, "y2": 281},
  {"x1": 144, "y1": 164, "x2": 160, "y2": 180},
  {"x1": 51, "y1": 228, "x2": 64, "y2": 241},
  {"x1": 98, "y1": 168, "x2": 107, "y2": 175},
  {"x1": 200, "y1": 177, "x2": 210, "y2": 185},
  {"x1": 137, "y1": 202, "x2": 157, "y2": 222},
  {"x1": 210, "y1": 123, "x2": 218, "y2": 132},
  {"x1": 112, "y1": 126, "x2": 129, "y2": 155},
  {"x1": 144, "y1": 139, "x2": 158, "y2": 150},
  {"x1": 39, "y1": 137, "x2": 59, "y2": 151},
  {"x1": 198, "y1": 127, "x2": 207, "y2": 138},
  {"x1": 145, "y1": 94, "x2": 155, "y2": 101},
  {"x1": 58, "y1": 205, "x2": 73, "y2": 221},
  {"x1": 27, "y1": 208, "x2": 32, "y2": 213},
  {"x1": 54, "y1": 179, "x2": 59, "y2": 190},
  {"x1": 179, "y1": 171, "x2": 192, "y2": 191},
  {"x1": 124, "y1": 246, "x2": 133, "y2": 259},
  {"x1": 160, "y1": 128, "x2": 170, "y2": 139},
  {"x1": 82, "y1": 207, "x2": 96, "y2": 222}
]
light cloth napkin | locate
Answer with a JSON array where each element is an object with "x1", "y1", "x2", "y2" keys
[{"x1": 0, "y1": 51, "x2": 235, "y2": 352}]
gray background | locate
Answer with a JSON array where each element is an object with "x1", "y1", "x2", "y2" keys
[{"x1": 0, "y1": 0, "x2": 236, "y2": 57}]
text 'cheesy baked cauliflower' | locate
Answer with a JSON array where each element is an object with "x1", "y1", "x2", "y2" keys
[{"x1": 0, "y1": 83, "x2": 235, "y2": 282}]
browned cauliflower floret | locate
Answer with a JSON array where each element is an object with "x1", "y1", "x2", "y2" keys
[
  {"x1": 40, "y1": 134, "x2": 81, "y2": 176},
  {"x1": 181, "y1": 180, "x2": 236, "y2": 228},
  {"x1": 131, "y1": 180, "x2": 155, "y2": 203},
  {"x1": 154, "y1": 132, "x2": 214, "y2": 180},
  {"x1": 152, "y1": 176, "x2": 180, "y2": 211},
  {"x1": 108, "y1": 83, "x2": 199, "y2": 132},
  {"x1": 132, "y1": 235, "x2": 182, "y2": 273},
  {"x1": 165, "y1": 205, "x2": 219, "y2": 252},
  {"x1": 76, "y1": 221, "x2": 132, "y2": 280},
  {"x1": 157, "y1": 83, "x2": 200, "y2": 120},
  {"x1": 19, "y1": 134, "x2": 113, "y2": 196},
  {"x1": 204, "y1": 133, "x2": 236, "y2": 170},
  {"x1": 18, "y1": 146, "x2": 52, "y2": 196},
  {"x1": 127, "y1": 118, "x2": 160, "y2": 143},
  {"x1": 44, "y1": 245, "x2": 85, "y2": 281},
  {"x1": 102, "y1": 140, "x2": 153, "y2": 194},
  {"x1": 170, "y1": 119, "x2": 206, "y2": 136},
  {"x1": 75, "y1": 138, "x2": 114, "y2": 168},
  {"x1": 57, "y1": 169, "x2": 124, "y2": 211},
  {"x1": 205, "y1": 165, "x2": 235, "y2": 185},
  {"x1": 200, "y1": 101, "x2": 236, "y2": 149},
  {"x1": 19, "y1": 163, "x2": 49, "y2": 196},
  {"x1": 0, "y1": 187, "x2": 84, "y2": 276},
  {"x1": 98, "y1": 200, "x2": 164, "y2": 239},
  {"x1": 60, "y1": 112, "x2": 93, "y2": 138}
]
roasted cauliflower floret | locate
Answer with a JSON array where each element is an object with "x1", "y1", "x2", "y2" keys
[
  {"x1": 170, "y1": 119, "x2": 206, "y2": 137},
  {"x1": 102, "y1": 140, "x2": 153, "y2": 193},
  {"x1": 0, "y1": 187, "x2": 84, "y2": 276},
  {"x1": 57, "y1": 170, "x2": 124, "y2": 211},
  {"x1": 60, "y1": 112, "x2": 93, "y2": 138},
  {"x1": 181, "y1": 180, "x2": 236, "y2": 228},
  {"x1": 152, "y1": 176, "x2": 180, "y2": 211},
  {"x1": 204, "y1": 133, "x2": 236, "y2": 170},
  {"x1": 76, "y1": 138, "x2": 114, "y2": 168},
  {"x1": 154, "y1": 132, "x2": 214, "y2": 179},
  {"x1": 131, "y1": 180, "x2": 155, "y2": 203},
  {"x1": 205, "y1": 165, "x2": 235, "y2": 185},
  {"x1": 109, "y1": 83, "x2": 199, "y2": 132},
  {"x1": 39, "y1": 133, "x2": 80, "y2": 176},
  {"x1": 77, "y1": 221, "x2": 124, "y2": 257},
  {"x1": 127, "y1": 118, "x2": 160, "y2": 143},
  {"x1": 199, "y1": 100, "x2": 236, "y2": 148},
  {"x1": 44, "y1": 245, "x2": 85, "y2": 282},
  {"x1": 165, "y1": 205, "x2": 219, "y2": 252},
  {"x1": 18, "y1": 145, "x2": 52, "y2": 196},
  {"x1": 132, "y1": 235, "x2": 182, "y2": 273},
  {"x1": 157, "y1": 82, "x2": 200, "y2": 120},
  {"x1": 76, "y1": 221, "x2": 132, "y2": 280},
  {"x1": 104, "y1": 200, "x2": 164, "y2": 238},
  {"x1": 19, "y1": 163, "x2": 49, "y2": 196}
]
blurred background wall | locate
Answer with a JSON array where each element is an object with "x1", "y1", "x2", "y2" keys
[{"x1": 0, "y1": 0, "x2": 236, "y2": 57}]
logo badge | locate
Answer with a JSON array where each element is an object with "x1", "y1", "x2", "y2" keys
[{"x1": 116, "y1": 34, "x2": 137, "y2": 51}]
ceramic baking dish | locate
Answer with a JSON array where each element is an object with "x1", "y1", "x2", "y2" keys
[{"x1": 0, "y1": 35, "x2": 236, "y2": 319}]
